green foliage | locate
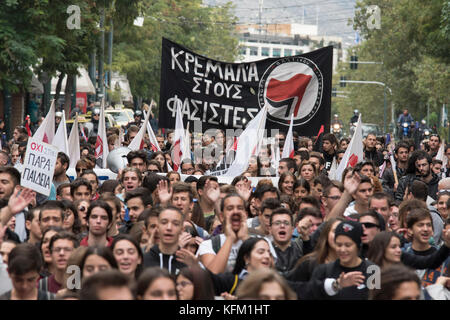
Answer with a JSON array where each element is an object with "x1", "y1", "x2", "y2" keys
[
  {"x1": 112, "y1": 0, "x2": 239, "y2": 105},
  {"x1": 338, "y1": 0, "x2": 450, "y2": 132}
]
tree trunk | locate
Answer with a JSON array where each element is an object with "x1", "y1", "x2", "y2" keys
[
  {"x1": 54, "y1": 72, "x2": 65, "y2": 109},
  {"x1": 64, "y1": 74, "x2": 75, "y2": 116}
]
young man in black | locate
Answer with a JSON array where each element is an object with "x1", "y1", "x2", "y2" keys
[
  {"x1": 395, "y1": 150, "x2": 439, "y2": 201},
  {"x1": 143, "y1": 206, "x2": 189, "y2": 275}
]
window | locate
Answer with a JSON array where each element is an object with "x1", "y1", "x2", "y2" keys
[
  {"x1": 249, "y1": 47, "x2": 258, "y2": 56},
  {"x1": 272, "y1": 48, "x2": 281, "y2": 57},
  {"x1": 284, "y1": 49, "x2": 292, "y2": 56},
  {"x1": 239, "y1": 47, "x2": 247, "y2": 55},
  {"x1": 261, "y1": 47, "x2": 270, "y2": 56},
  {"x1": 296, "y1": 50, "x2": 303, "y2": 55}
]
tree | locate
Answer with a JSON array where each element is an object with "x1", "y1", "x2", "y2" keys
[
  {"x1": 349, "y1": 0, "x2": 449, "y2": 128},
  {"x1": 112, "y1": 0, "x2": 239, "y2": 108}
]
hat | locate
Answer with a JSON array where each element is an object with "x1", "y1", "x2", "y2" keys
[{"x1": 334, "y1": 220, "x2": 363, "y2": 248}]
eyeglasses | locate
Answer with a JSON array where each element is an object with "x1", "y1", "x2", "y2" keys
[
  {"x1": 271, "y1": 221, "x2": 291, "y2": 227},
  {"x1": 53, "y1": 247, "x2": 74, "y2": 253},
  {"x1": 361, "y1": 222, "x2": 379, "y2": 229},
  {"x1": 176, "y1": 281, "x2": 193, "y2": 288}
]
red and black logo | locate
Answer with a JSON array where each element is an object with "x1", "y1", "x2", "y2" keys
[{"x1": 258, "y1": 56, "x2": 323, "y2": 126}]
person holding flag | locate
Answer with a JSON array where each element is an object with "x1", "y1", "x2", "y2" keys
[
  {"x1": 331, "y1": 115, "x2": 364, "y2": 182},
  {"x1": 281, "y1": 113, "x2": 295, "y2": 160},
  {"x1": 381, "y1": 141, "x2": 410, "y2": 194},
  {"x1": 94, "y1": 100, "x2": 109, "y2": 169},
  {"x1": 171, "y1": 102, "x2": 186, "y2": 172}
]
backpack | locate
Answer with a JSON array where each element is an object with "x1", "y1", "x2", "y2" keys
[{"x1": 211, "y1": 234, "x2": 222, "y2": 254}]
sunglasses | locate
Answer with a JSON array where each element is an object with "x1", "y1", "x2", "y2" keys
[
  {"x1": 361, "y1": 222, "x2": 379, "y2": 229},
  {"x1": 76, "y1": 168, "x2": 87, "y2": 173}
]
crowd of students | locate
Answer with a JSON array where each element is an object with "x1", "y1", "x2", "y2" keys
[{"x1": 0, "y1": 121, "x2": 449, "y2": 300}]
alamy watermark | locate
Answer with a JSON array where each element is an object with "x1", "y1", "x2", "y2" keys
[
  {"x1": 366, "y1": 5, "x2": 381, "y2": 30},
  {"x1": 66, "y1": 5, "x2": 81, "y2": 30}
]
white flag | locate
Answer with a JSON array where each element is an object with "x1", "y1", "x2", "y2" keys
[
  {"x1": 53, "y1": 110, "x2": 69, "y2": 155},
  {"x1": 143, "y1": 109, "x2": 161, "y2": 152},
  {"x1": 225, "y1": 105, "x2": 268, "y2": 177},
  {"x1": 67, "y1": 113, "x2": 81, "y2": 168},
  {"x1": 281, "y1": 113, "x2": 295, "y2": 159},
  {"x1": 328, "y1": 157, "x2": 338, "y2": 180},
  {"x1": 33, "y1": 100, "x2": 55, "y2": 144},
  {"x1": 172, "y1": 101, "x2": 185, "y2": 172},
  {"x1": 436, "y1": 140, "x2": 448, "y2": 167},
  {"x1": 128, "y1": 108, "x2": 151, "y2": 150},
  {"x1": 94, "y1": 99, "x2": 109, "y2": 168},
  {"x1": 335, "y1": 114, "x2": 364, "y2": 181},
  {"x1": 182, "y1": 122, "x2": 191, "y2": 161}
]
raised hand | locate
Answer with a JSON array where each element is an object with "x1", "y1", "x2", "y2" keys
[
  {"x1": 157, "y1": 180, "x2": 172, "y2": 204},
  {"x1": 236, "y1": 212, "x2": 249, "y2": 241},
  {"x1": 344, "y1": 172, "x2": 361, "y2": 195},
  {"x1": 224, "y1": 215, "x2": 237, "y2": 242},
  {"x1": 178, "y1": 231, "x2": 192, "y2": 248},
  {"x1": 297, "y1": 216, "x2": 313, "y2": 241},
  {"x1": 235, "y1": 180, "x2": 252, "y2": 201},
  {"x1": 205, "y1": 180, "x2": 220, "y2": 203},
  {"x1": 8, "y1": 187, "x2": 36, "y2": 214},
  {"x1": 338, "y1": 271, "x2": 365, "y2": 288}
]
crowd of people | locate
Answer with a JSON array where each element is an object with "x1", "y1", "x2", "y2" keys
[{"x1": 0, "y1": 110, "x2": 449, "y2": 301}]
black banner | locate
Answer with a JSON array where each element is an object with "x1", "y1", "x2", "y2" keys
[{"x1": 159, "y1": 38, "x2": 332, "y2": 135}]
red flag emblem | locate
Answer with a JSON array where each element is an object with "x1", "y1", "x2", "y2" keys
[{"x1": 348, "y1": 154, "x2": 358, "y2": 167}]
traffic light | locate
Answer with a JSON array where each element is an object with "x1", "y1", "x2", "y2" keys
[
  {"x1": 340, "y1": 76, "x2": 346, "y2": 88},
  {"x1": 350, "y1": 55, "x2": 358, "y2": 69}
]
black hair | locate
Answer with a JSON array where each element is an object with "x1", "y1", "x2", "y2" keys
[
  {"x1": 70, "y1": 178, "x2": 93, "y2": 197},
  {"x1": 79, "y1": 269, "x2": 133, "y2": 300},
  {"x1": 270, "y1": 207, "x2": 294, "y2": 225},
  {"x1": 220, "y1": 193, "x2": 245, "y2": 212},
  {"x1": 279, "y1": 158, "x2": 297, "y2": 173},
  {"x1": 111, "y1": 234, "x2": 144, "y2": 279},
  {"x1": 80, "y1": 169, "x2": 99, "y2": 185},
  {"x1": 8, "y1": 243, "x2": 43, "y2": 275},
  {"x1": 136, "y1": 267, "x2": 176, "y2": 299},
  {"x1": 233, "y1": 237, "x2": 271, "y2": 275},
  {"x1": 79, "y1": 246, "x2": 118, "y2": 278},
  {"x1": 406, "y1": 150, "x2": 432, "y2": 175},
  {"x1": 125, "y1": 187, "x2": 153, "y2": 207},
  {"x1": 49, "y1": 231, "x2": 79, "y2": 253},
  {"x1": 86, "y1": 200, "x2": 113, "y2": 223}
]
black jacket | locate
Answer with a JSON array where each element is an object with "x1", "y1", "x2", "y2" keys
[
  {"x1": 364, "y1": 148, "x2": 384, "y2": 167},
  {"x1": 381, "y1": 166, "x2": 407, "y2": 194},
  {"x1": 142, "y1": 244, "x2": 187, "y2": 275},
  {"x1": 310, "y1": 259, "x2": 376, "y2": 300},
  {"x1": 401, "y1": 244, "x2": 449, "y2": 269},
  {"x1": 322, "y1": 151, "x2": 335, "y2": 171},
  {"x1": 394, "y1": 173, "x2": 440, "y2": 201},
  {"x1": 273, "y1": 240, "x2": 303, "y2": 276}
]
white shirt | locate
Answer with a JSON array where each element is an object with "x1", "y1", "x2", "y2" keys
[
  {"x1": 196, "y1": 234, "x2": 243, "y2": 273},
  {"x1": 343, "y1": 203, "x2": 358, "y2": 217}
]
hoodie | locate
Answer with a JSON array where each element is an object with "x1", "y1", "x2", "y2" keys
[{"x1": 143, "y1": 244, "x2": 187, "y2": 275}]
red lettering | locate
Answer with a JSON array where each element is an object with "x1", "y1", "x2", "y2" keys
[{"x1": 31, "y1": 142, "x2": 36, "y2": 150}]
